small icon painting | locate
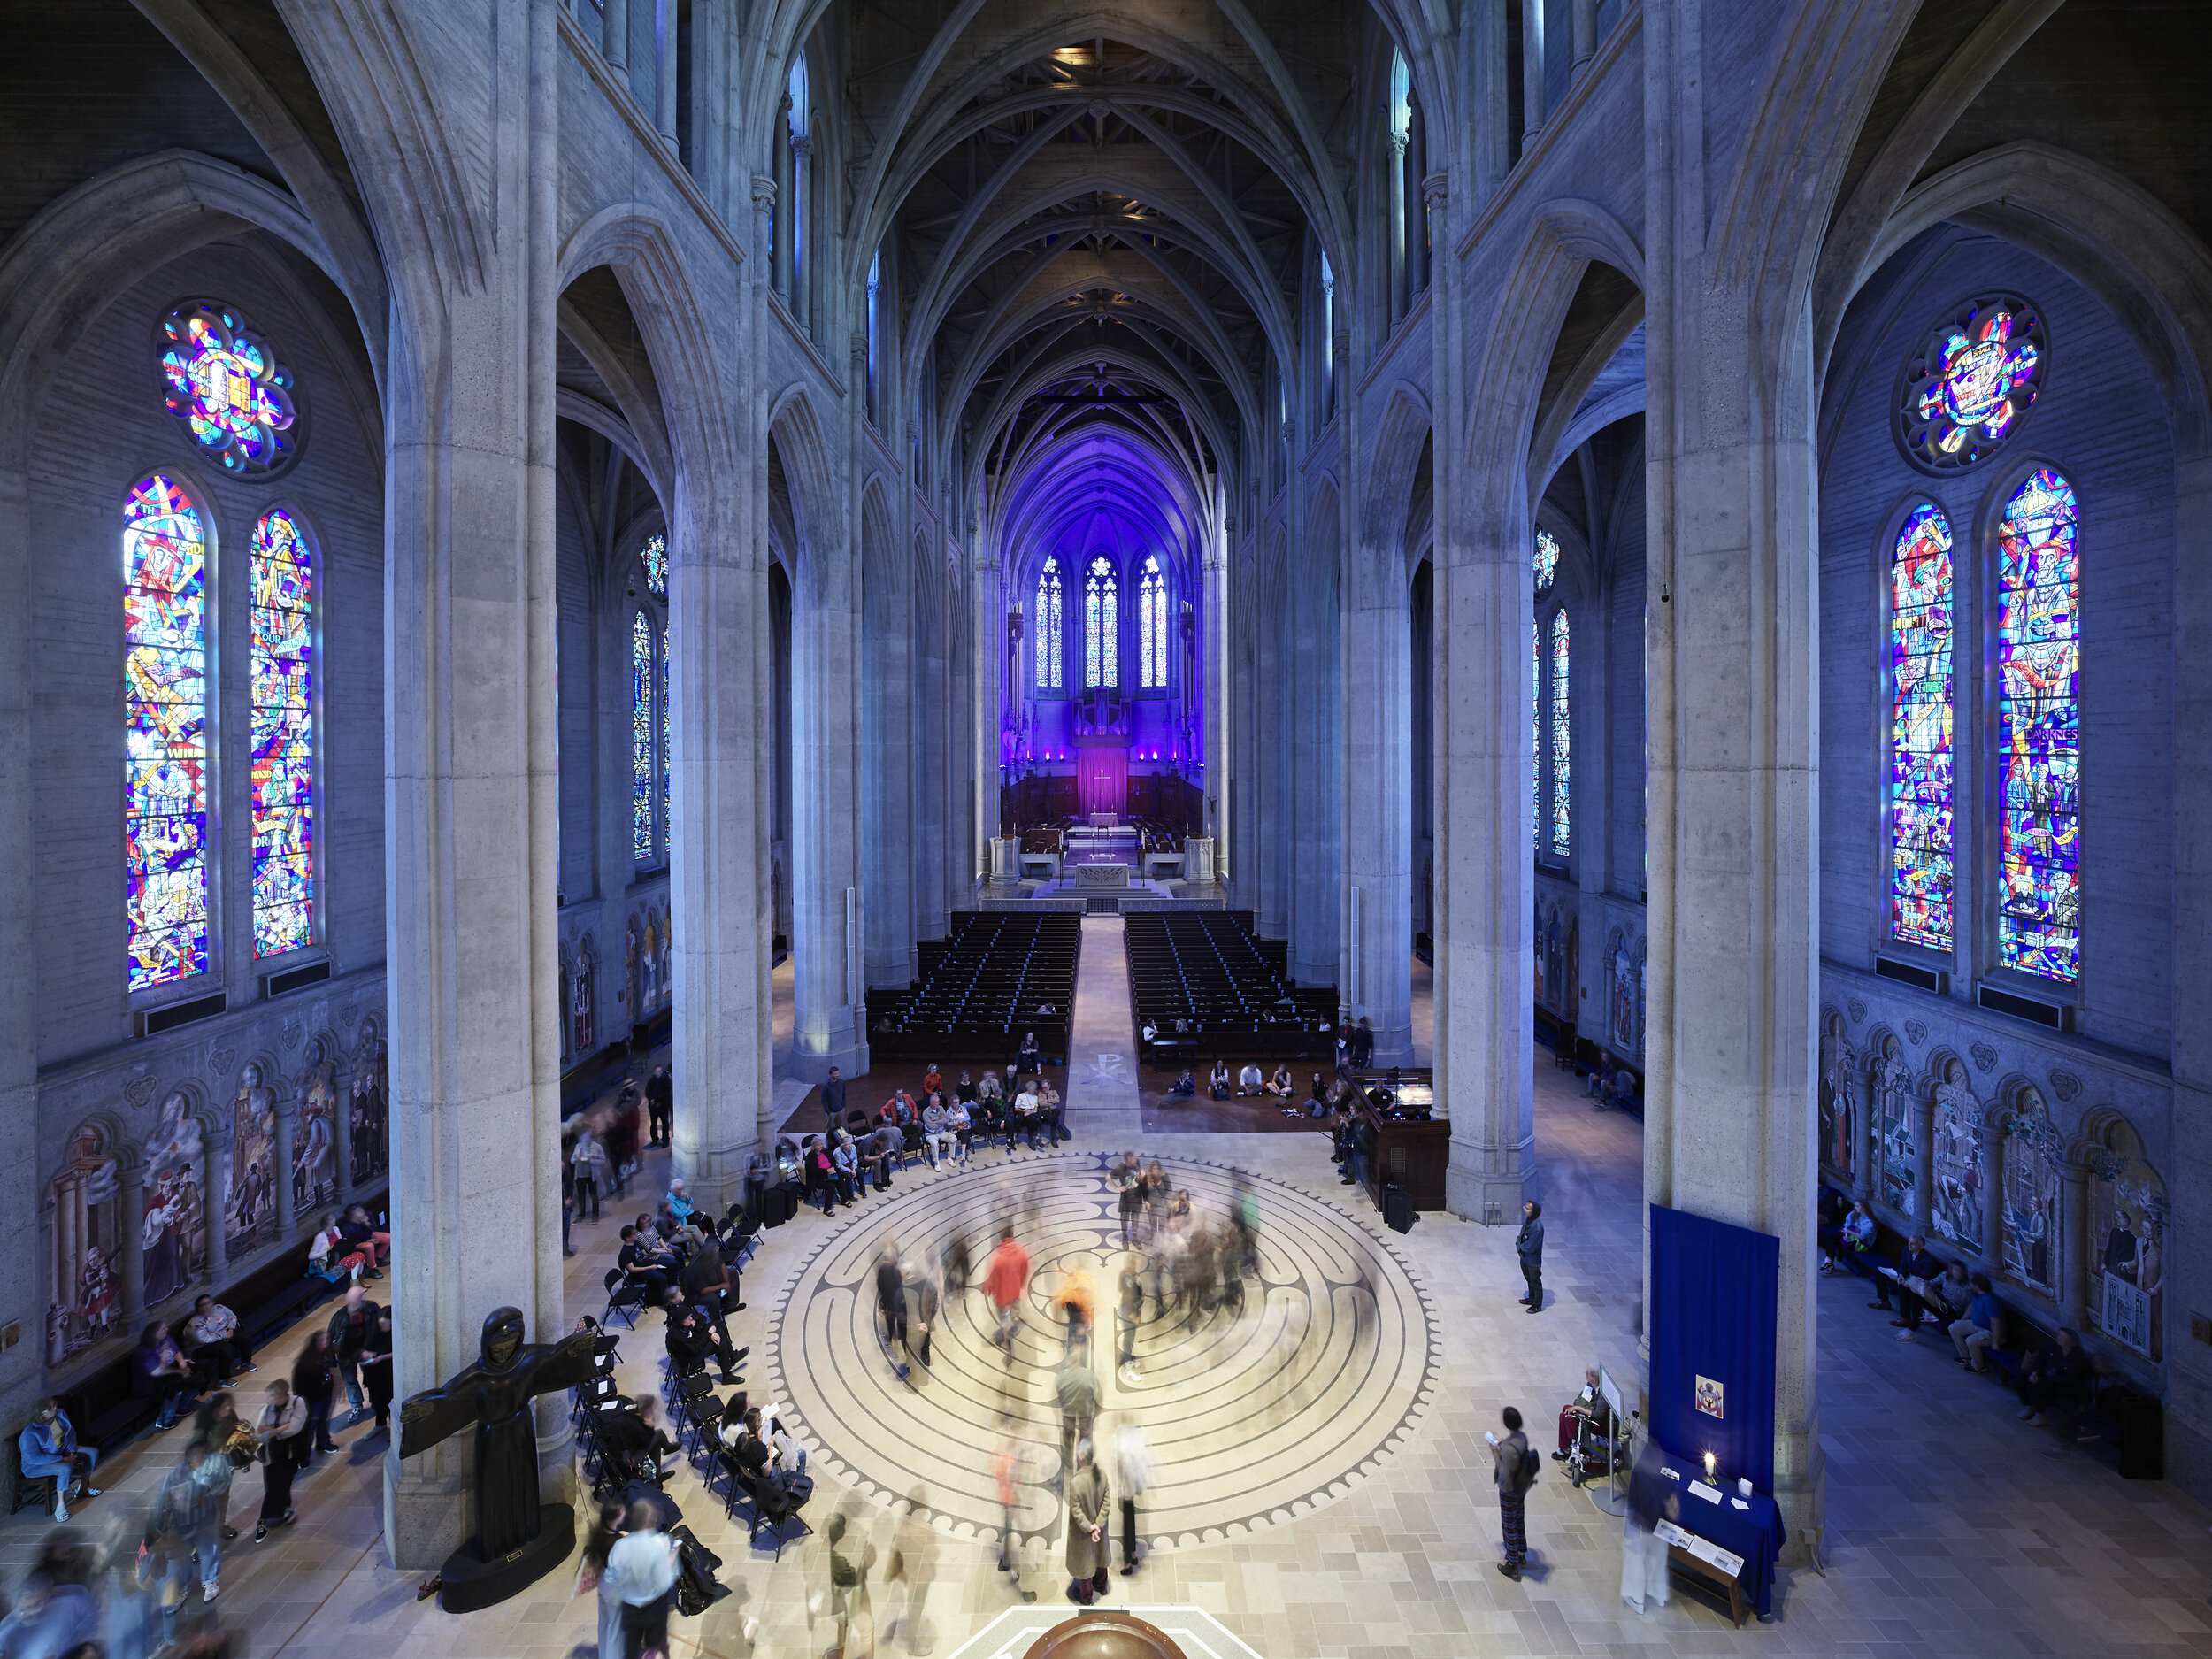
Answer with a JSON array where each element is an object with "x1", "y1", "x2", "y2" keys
[{"x1": 1694, "y1": 1375, "x2": 1724, "y2": 1419}]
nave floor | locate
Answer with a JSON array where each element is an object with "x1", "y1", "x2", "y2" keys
[{"x1": 7, "y1": 1056, "x2": 2209, "y2": 1658}]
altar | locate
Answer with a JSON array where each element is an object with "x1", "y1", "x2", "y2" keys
[{"x1": 1074, "y1": 862, "x2": 1130, "y2": 888}]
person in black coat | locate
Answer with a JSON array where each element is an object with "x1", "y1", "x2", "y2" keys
[
  {"x1": 2015, "y1": 1327, "x2": 2091, "y2": 1427},
  {"x1": 1517, "y1": 1201, "x2": 1546, "y2": 1313},
  {"x1": 644, "y1": 1065, "x2": 675, "y2": 1148},
  {"x1": 1873, "y1": 1233, "x2": 1944, "y2": 1331}
]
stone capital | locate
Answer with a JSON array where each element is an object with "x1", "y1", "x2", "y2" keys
[{"x1": 750, "y1": 174, "x2": 778, "y2": 208}]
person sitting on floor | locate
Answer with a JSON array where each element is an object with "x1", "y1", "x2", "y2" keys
[
  {"x1": 1823, "y1": 1198, "x2": 1878, "y2": 1277},
  {"x1": 1209, "y1": 1061, "x2": 1231, "y2": 1101},
  {"x1": 1265, "y1": 1064, "x2": 1294, "y2": 1099},
  {"x1": 1237, "y1": 1064, "x2": 1264, "y2": 1097},
  {"x1": 2015, "y1": 1327, "x2": 2091, "y2": 1429},
  {"x1": 1871, "y1": 1233, "x2": 1944, "y2": 1332},
  {"x1": 1170, "y1": 1069, "x2": 1197, "y2": 1098},
  {"x1": 1950, "y1": 1273, "x2": 2000, "y2": 1372}
]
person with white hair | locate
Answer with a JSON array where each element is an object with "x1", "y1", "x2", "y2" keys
[{"x1": 1112, "y1": 1416, "x2": 1156, "y2": 1578}]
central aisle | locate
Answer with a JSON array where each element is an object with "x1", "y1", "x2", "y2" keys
[{"x1": 1057, "y1": 914, "x2": 1145, "y2": 1142}]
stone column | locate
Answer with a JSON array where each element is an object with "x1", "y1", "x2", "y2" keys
[
  {"x1": 273, "y1": 1102, "x2": 296, "y2": 1242},
  {"x1": 861, "y1": 410, "x2": 917, "y2": 989},
  {"x1": 1911, "y1": 1093, "x2": 1935, "y2": 1233},
  {"x1": 1288, "y1": 421, "x2": 1340, "y2": 989},
  {"x1": 603, "y1": 0, "x2": 628, "y2": 71},
  {"x1": 1571, "y1": 0, "x2": 1598, "y2": 80},
  {"x1": 790, "y1": 480, "x2": 866, "y2": 1082},
  {"x1": 1572, "y1": 553, "x2": 1611, "y2": 1042},
  {"x1": 119, "y1": 1170, "x2": 147, "y2": 1330},
  {"x1": 1978, "y1": 1124, "x2": 2004, "y2": 1268},
  {"x1": 1387, "y1": 130, "x2": 1409, "y2": 326},
  {"x1": 364, "y1": 0, "x2": 571, "y2": 1570},
  {"x1": 653, "y1": 0, "x2": 678, "y2": 145},
  {"x1": 1520, "y1": 0, "x2": 1547, "y2": 149},
  {"x1": 1340, "y1": 480, "x2": 1412, "y2": 1067},
  {"x1": 2060, "y1": 1163, "x2": 2091, "y2": 1333},
  {"x1": 1203, "y1": 504, "x2": 1231, "y2": 871}
]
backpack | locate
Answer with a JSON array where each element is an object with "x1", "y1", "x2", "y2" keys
[{"x1": 1510, "y1": 1440, "x2": 1540, "y2": 1496}]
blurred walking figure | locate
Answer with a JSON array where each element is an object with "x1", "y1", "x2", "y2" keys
[
  {"x1": 941, "y1": 1227, "x2": 971, "y2": 1296},
  {"x1": 1116, "y1": 1257, "x2": 1143, "y2": 1378},
  {"x1": 146, "y1": 1440, "x2": 224, "y2": 1634},
  {"x1": 983, "y1": 1228, "x2": 1031, "y2": 1359},
  {"x1": 991, "y1": 1423, "x2": 1039, "y2": 1602},
  {"x1": 884, "y1": 1484, "x2": 938, "y2": 1652},
  {"x1": 1055, "y1": 1351, "x2": 1099, "y2": 1485},
  {"x1": 1112, "y1": 1417, "x2": 1156, "y2": 1578},
  {"x1": 822, "y1": 1508, "x2": 875, "y2": 1659},
  {"x1": 1064, "y1": 1439, "x2": 1110, "y2": 1605},
  {"x1": 574, "y1": 1498, "x2": 628, "y2": 1659},
  {"x1": 0, "y1": 1569, "x2": 99, "y2": 1656},
  {"x1": 903, "y1": 1258, "x2": 940, "y2": 1370},
  {"x1": 1056, "y1": 1263, "x2": 1096, "y2": 1356},
  {"x1": 876, "y1": 1243, "x2": 911, "y2": 1383}
]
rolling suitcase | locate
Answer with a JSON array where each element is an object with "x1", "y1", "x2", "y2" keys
[{"x1": 1383, "y1": 1184, "x2": 1417, "y2": 1234}]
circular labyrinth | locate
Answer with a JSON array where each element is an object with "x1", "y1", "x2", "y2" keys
[{"x1": 764, "y1": 1154, "x2": 1438, "y2": 1551}]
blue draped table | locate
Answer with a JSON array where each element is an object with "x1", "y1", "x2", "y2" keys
[{"x1": 1630, "y1": 1445, "x2": 1787, "y2": 1619}]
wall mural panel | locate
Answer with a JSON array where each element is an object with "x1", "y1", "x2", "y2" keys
[
  {"x1": 1871, "y1": 1039, "x2": 1916, "y2": 1217},
  {"x1": 224, "y1": 1064, "x2": 279, "y2": 1256},
  {"x1": 1819, "y1": 1018, "x2": 1856, "y2": 1182},
  {"x1": 1929, "y1": 1061, "x2": 1985, "y2": 1255},
  {"x1": 349, "y1": 1017, "x2": 388, "y2": 1184},
  {"x1": 2001, "y1": 1089, "x2": 2062, "y2": 1300},
  {"x1": 49, "y1": 1128, "x2": 119, "y2": 1363},
  {"x1": 2087, "y1": 1123, "x2": 2165, "y2": 1361}
]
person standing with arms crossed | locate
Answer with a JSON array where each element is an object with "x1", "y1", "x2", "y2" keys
[{"x1": 1517, "y1": 1200, "x2": 1545, "y2": 1313}]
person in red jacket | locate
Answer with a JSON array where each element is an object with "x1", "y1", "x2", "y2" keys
[{"x1": 982, "y1": 1229, "x2": 1032, "y2": 1358}]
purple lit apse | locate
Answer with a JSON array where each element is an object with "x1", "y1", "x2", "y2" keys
[{"x1": 993, "y1": 417, "x2": 1210, "y2": 823}]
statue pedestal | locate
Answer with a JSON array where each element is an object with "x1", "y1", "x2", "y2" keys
[
  {"x1": 1182, "y1": 837, "x2": 1216, "y2": 885},
  {"x1": 436, "y1": 1503, "x2": 576, "y2": 1613},
  {"x1": 989, "y1": 837, "x2": 1020, "y2": 884}
]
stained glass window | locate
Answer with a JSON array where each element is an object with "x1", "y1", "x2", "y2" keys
[
  {"x1": 1898, "y1": 294, "x2": 2047, "y2": 472},
  {"x1": 632, "y1": 611, "x2": 657, "y2": 863},
  {"x1": 157, "y1": 302, "x2": 298, "y2": 476},
  {"x1": 1531, "y1": 618, "x2": 1540, "y2": 851},
  {"x1": 1888, "y1": 503, "x2": 1954, "y2": 952},
  {"x1": 1084, "y1": 556, "x2": 1118, "y2": 689},
  {"x1": 660, "y1": 626, "x2": 671, "y2": 848},
  {"x1": 1996, "y1": 467, "x2": 2079, "y2": 981},
  {"x1": 250, "y1": 509, "x2": 315, "y2": 956},
  {"x1": 1036, "y1": 557, "x2": 1063, "y2": 689},
  {"x1": 1139, "y1": 556, "x2": 1167, "y2": 688},
  {"x1": 124, "y1": 475, "x2": 211, "y2": 990},
  {"x1": 1548, "y1": 610, "x2": 1571, "y2": 859},
  {"x1": 642, "y1": 533, "x2": 668, "y2": 600},
  {"x1": 1533, "y1": 527, "x2": 1559, "y2": 599}
]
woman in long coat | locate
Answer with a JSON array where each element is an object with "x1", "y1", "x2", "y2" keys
[{"x1": 1064, "y1": 1439, "x2": 1111, "y2": 1603}]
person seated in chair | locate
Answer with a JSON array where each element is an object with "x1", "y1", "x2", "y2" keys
[
  {"x1": 185, "y1": 1294, "x2": 253, "y2": 1385},
  {"x1": 922, "y1": 1094, "x2": 959, "y2": 1168},
  {"x1": 862, "y1": 1124, "x2": 902, "y2": 1189},
  {"x1": 1553, "y1": 1367, "x2": 1614, "y2": 1460},
  {"x1": 921, "y1": 1062, "x2": 942, "y2": 1097},
  {"x1": 1209, "y1": 1060, "x2": 1231, "y2": 1101},
  {"x1": 1019, "y1": 1031, "x2": 1042, "y2": 1073},
  {"x1": 1010, "y1": 1081, "x2": 1042, "y2": 1149},
  {"x1": 1140, "y1": 1018, "x2": 1159, "y2": 1050},
  {"x1": 1236, "y1": 1064, "x2": 1264, "y2": 1097},
  {"x1": 1039, "y1": 1079, "x2": 1068, "y2": 1144},
  {"x1": 599, "y1": 1394, "x2": 680, "y2": 1485},
  {"x1": 1170, "y1": 1069, "x2": 1197, "y2": 1098},
  {"x1": 661, "y1": 1286, "x2": 739, "y2": 1385},
  {"x1": 618, "y1": 1225, "x2": 674, "y2": 1307},
  {"x1": 730, "y1": 1406, "x2": 813, "y2": 1509},
  {"x1": 339, "y1": 1204, "x2": 390, "y2": 1271},
  {"x1": 17, "y1": 1401, "x2": 100, "y2": 1524},
  {"x1": 956, "y1": 1071, "x2": 978, "y2": 1104},
  {"x1": 879, "y1": 1089, "x2": 918, "y2": 1135}
]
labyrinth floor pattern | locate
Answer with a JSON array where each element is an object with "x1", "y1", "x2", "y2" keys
[{"x1": 764, "y1": 1153, "x2": 1439, "y2": 1555}]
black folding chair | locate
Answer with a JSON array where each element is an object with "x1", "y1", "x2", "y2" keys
[
  {"x1": 739, "y1": 1470, "x2": 810, "y2": 1559},
  {"x1": 603, "y1": 1266, "x2": 649, "y2": 1331}
]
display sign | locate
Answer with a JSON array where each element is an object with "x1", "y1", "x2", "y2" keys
[{"x1": 1655, "y1": 1518, "x2": 1746, "y2": 1578}]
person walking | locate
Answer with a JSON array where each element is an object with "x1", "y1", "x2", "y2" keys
[
  {"x1": 645, "y1": 1064, "x2": 674, "y2": 1148},
  {"x1": 291, "y1": 1330, "x2": 341, "y2": 1456},
  {"x1": 1112, "y1": 1417, "x2": 1156, "y2": 1577},
  {"x1": 328, "y1": 1285, "x2": 378, "y2": 1423},
  {"x1": 983, "y1": 1228, "x2": 1032, "y2": 1359},
  {"x1": 360, "y1": 1308, "x2": 396, "y2": 1435},
  {"x1": 146, "y1": 1440, "x2": 225, "y2": 1628},
  {"x1": 570, "y1": 1125, "x2": 603, "y2": 1222},
  {"x1": 1116, "y1": 1256, "x2": 1143, "y2": 1379},
  {"x1": 574, "y1": 1500, "x2": 629, "y2": 1659},
  {"x1": 1064, "y1": 1438, "x2": 1111, "y2": 1605},
  {"x1": 1055, "y1": 1352, "x2": 1099, "y2": 1484},
  {"x1": 992, "y1": 1425, "x2": 1038, "y2": 1603},
  {"x1": 1516, "y1": 1201, "x2": 1546, "y2": 1313},
  {"x1": 904, "y1": 1258, "x2": 940, "y2": 1370},
  {"x1": 603, "y1": 1497, "x2": 681, "y2": 1659},
  {"x1": 1488, "y1": 1406, "x2": 1534, "y2": 1581},
  {"x1": 251, "y1": 1379, "x2": 309, "y2": 1540},
  {"x1": 877, "y1": 1245, "x2": 911, "y2": 1382}
]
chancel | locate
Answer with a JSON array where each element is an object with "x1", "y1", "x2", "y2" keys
[{"x1": 0, "y1": 3, "x2": 2206, "y2": 1655}]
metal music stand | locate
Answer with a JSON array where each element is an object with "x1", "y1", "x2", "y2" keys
[{"x1": 1584, "y1": 1369, "x2": 1632, "y2": 1517}]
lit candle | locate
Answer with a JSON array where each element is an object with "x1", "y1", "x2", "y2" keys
[{"x1": 1703, "y1": 1451, "x2": 1717, "y2": 1484}]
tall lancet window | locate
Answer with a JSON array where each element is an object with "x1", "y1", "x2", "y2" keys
[
  {"x1": 1035, "y1": 556, "x2": 1064, "y2": 689},
  {"x1": 645, "y1": 535, "x2": 669, "y2": 849},
  {"x1": 1548, "y1": 609, "x2": 1571, "y2": 859},
  {"x1": 1996, "y1": 467, "x2": 2080, "y2": 982},
  {"x1": 1084, "y1": 555, "x2": 1118, "y2": 688},
  {"x1": 249, "y1": 507, "x2": 316, "y2": 957},
  {"x1": 1139, "y1": 556, "x2": 1167, "y2": 688},
  {"x1": 1530, "y1": 618, "x2": 1540, "y2": 851},
  {"x1": 124, "y1": 474, "x2": 211, "y2": 989},
  {"x1": 1888, "y1": 503, "x2": 1955, "y2": 952},
  {"x1": 632, "y1": 609, "x2": 658, "y2": 863}
]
